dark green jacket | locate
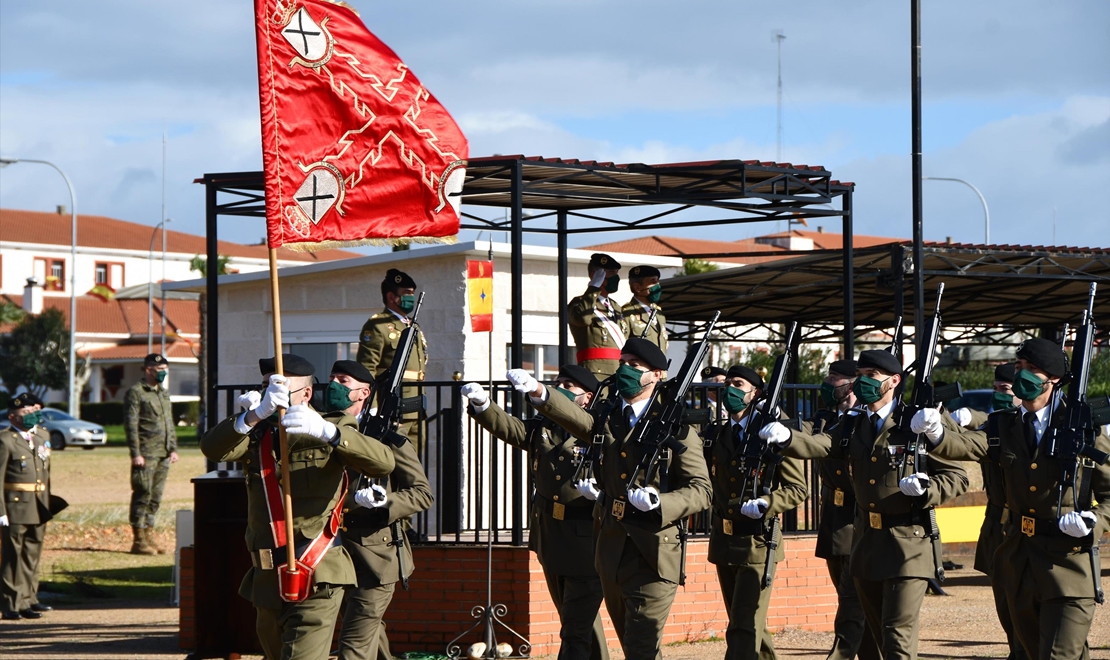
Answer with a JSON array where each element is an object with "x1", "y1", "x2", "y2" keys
[
  {"x1": 124, "y1": 381, "x2": 176, "y2": 459},
  {"x1": 0, "y1": 426, "x2": 51, "y2": 524}
]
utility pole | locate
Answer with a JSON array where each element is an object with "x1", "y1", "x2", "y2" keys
[{"x1": 773, "y1": 29, "x2": 786, "y2": 163}]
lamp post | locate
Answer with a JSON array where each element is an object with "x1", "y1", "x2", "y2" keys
[
  {"x1": 923, "y1": 176, "x2": 991, "y2": 244},
  {"x1": 0, "y1": 157, "x2": 79, "y2": 416},
  {"x1": 161, "y1": 217, "x2": 170, "y2": 354},
  {"x1": 148, "y1": 218, "x2": 172, "y2": 352}
]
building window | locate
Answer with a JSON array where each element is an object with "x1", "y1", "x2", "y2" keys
[
  {"x1": 507, "y1": 344, "x2": 563, "y2": 381},
  {"x1": 33, "y1": 257, "x2": 65, "y2": 291},
  {"x1": 94, "y1": 262, "x2": 124, "y2": 288}
]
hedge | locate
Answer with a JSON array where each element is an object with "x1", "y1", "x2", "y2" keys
[{"x1": 45, "y1": 400, "x2": 199, "y2": 426}]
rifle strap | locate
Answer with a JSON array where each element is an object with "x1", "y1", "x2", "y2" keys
[
  {"x1": 839, "y1": 412, "x2": 859, "y2": 449},
  {"x1": 1077, "y1": 456, "x2": 1097, "y2": 511}
]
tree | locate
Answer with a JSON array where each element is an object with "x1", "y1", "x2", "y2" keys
[
  {"x1": 0, "y1": 309, "x2": 69, "y2": 398},
  {"x1": 189, "y1": 255, "x2": 230, "y2": 431},
  {"x1": 681, "y1": 258, "x2": 718, "y2": 277},
  {"x1": 0, "y1": 302, "x2": 25, "y2": 326},
  {"x1": 730, "y1": 328, "x2": 831, "y2": 385}
]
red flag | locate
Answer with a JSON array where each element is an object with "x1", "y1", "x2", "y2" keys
[{"x1": 254, "y1": 0, "x2": 468, "y2": 250}]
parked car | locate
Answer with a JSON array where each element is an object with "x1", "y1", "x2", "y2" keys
[{"x1": 0, "y1": 408, "x2": 107, "y2": 450}]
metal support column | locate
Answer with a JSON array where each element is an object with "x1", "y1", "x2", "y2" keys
[
  {"x1": 206, "y1": 182, "x2": 220, "y2": 433},
  {"x1": 509, "y1": 161, "x2": 525, "y2": 546},
  {"x1": 557, "y1": 210, "x2": 570, "y2": 364},
  {"x1": 841, "y1": 191, "x2": 855, "y2": 358},
  {"x1": 910, "y1": 0, "x2": 926, "y2": 332}
]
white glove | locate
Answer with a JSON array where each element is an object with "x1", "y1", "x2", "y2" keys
[
  {"x1": 460, "y1": 382, "x2": 489, "y2": 407},
  {"x1": 237, "y1": 390, "x2": 262, "y2": 412},
  {"x1": 627, "y1": 486, "x2": 661, "y2": 512},
  {"x1": 589, "y1": 269, "x2": 606, "y2": 288},
  {"x1": 949, "y1": 407, "x2": 973, "y2": 428},
  {"x1": 575, "y1": 478, "x2": 600, "y2": 501},
  {"x1": 740, "y1": 498, "x2": 769, "y2": 519},
  {"x1": 911, "y1": 408, "x2": 944, "y2": 442},
  {"x1": 506, "y1": 368, "x2": 539, "y2": 394},
  {"x1": 0, "y1": 515, "x2": 8, "y2": 527},
  {"x1": 282, "y1": 404, "x2": 338, "y2": 443},
  {"x1": 758, "y1": 422, "x2": 791, "y2": 446},
  {"x1": 354, "y1": 484, "x2": 389, "y2": 509},
  {"x1": 1058, "y1": 510, "x2": 1097, "y2": 538},
  {"x1": 256, "y1": 374, "x2": 290, "y2": 419},
  {"x1": 898, "y1": 473, "x2": 931, "y2": 497}
]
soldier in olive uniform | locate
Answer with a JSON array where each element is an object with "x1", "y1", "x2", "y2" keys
[
  {"x1": 810, "y1": 360, "x2": 881, "y2": 660},
  {"x1": 508, "y1": 338, "x2": 712, "y2": 660},
  {"x1": 357, "y1": 269, "x2": 428, "y2": 453},
  {"x1": 703, "y1": 366, "x2": 808, "y2": 660},
  {"x1": 569, "y1": 253, "x2": 630, "y2": 378},
  {"x1": 622, "y1": 265, "x2": 667, "y2": 354},
  {"x1": 943, "y1": 363, "x2": 1026, "y2": 660},
  {"x1": 0, "y1": 393, "x2": 53, "y2": 620},
  {"x1": 759, "y1": 350, "x2": 969, "y2": 660},
  {"x1": 461, "y1": 365, "x2": 609, "y2": 660},
  {"x1": 124, "y1": 353, "x2": 179, "y2": 555},
  {"x1": 333, "y1": 360, "x2": 434, "y2": 660},
  {"x1": 201, "y1": 354, "x2": 396, "y2": 660},
  {"x1": 911, "y1": 339, "x2": 1110, "y2": 660}
]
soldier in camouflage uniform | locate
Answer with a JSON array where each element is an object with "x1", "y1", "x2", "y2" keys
[
  {"x1": 461, "y1": 364, "x2": 609, "y2": 660},
  {"x1": 621, "y1": 265, "x2": 667, "y2": 354},
  {"x1": 201, "y1": 354, "x2": 395, "y2": 660},
  {"x1": 124, "y1": 353, "x2": 178, "y2": 555},
  {"x1": 569, "y1": 253, "x2": 630, "y2": 378},
  {"x1": 357, "y1": 269, "x2": 428, "y2": 454},
  {"x1": 1, "y1": 393, "x2": 53, "y2": 620}
]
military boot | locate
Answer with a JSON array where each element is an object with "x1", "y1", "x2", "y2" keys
[
  {"x1": 145, "y1": 527, "x2": 167, "y2": 555},
  {"x1": 130, "y1": 527, "x2": 157, "y2": 555}
]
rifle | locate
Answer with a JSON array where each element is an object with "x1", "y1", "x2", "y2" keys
[
  {"x1": 625, "y1": 311, "x2": 719, "y2": 587},
  {"x1": 891, "y1": 283, "x2": 959, "y2": 582},
  {"x1": 1042, "y1": 282, "x2": 1108, "y2": 604},
  {"x1": 571, "y1": 374, "x2": 617, "y2": 485},
  {"x1": 735, "y1": 321, "x2": 798, "y2": 589},
  {"x1": 640, "y1": 307, "x2": 658, "y2": 340},
  {"x1": 355, "y1": 292, "x2": 426, "y2": 589}
]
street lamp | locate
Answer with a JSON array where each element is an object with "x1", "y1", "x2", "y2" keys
[
  {"x1": 923, "y1": 176, "x2": 991, "y2": 244},
  {"x1": 0, "y1": 157, "x2": 79, "y2": 416},
  {"x1": 148, "y1": 218, "x2": 172, "y2": 352}
]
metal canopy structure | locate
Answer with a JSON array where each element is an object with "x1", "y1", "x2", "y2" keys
[
  {"x1": 662, "y1": 241, "x2": 1110, "y2": 346},
  {"x1": 197, "y1": 157, "x2": 855, "y2": 430}
]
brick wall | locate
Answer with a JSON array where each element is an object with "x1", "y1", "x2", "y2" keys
[
  {"x1": 179, "y1": 546, "x2": 195, "y2": 650},
  {"x1": 385, "y1": 533, "x2": 836, "y2": 656}
]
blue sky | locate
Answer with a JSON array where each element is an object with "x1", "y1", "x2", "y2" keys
[{"x1": 1, "y1": 0, "x2": 1107, "y2": 252}]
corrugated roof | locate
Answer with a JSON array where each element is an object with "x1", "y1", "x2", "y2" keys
[
  {"x1": 0, "y1": 208, "x2": 358, "y2": 262},
  {"x1": 586, "y1": 230, "x2": 902, "y2": 265}
]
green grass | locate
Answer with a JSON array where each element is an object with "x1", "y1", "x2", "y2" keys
[
  {"x1": 99, "y1": 424, "x2": 199, "y2": 447},
  {"x1": 40, "y1": 551, "x2": 175, "y2": 603}
]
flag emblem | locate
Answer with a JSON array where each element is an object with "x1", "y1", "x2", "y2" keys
[{"x1": 467, "y1": 260, "x2": 493, "y2": 333}]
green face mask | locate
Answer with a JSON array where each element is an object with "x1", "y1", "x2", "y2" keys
[
  {"x1": 615, "y1": 363, "x2": 647, "y2": 399},
  {"x1": 556, "y1": 386, "x2": 579, "y2": 402},
  {"x1": 852, "y1": 375, "x2": 887, "y2": 405},
  {"x1": 398, "y1": 294, "x2": 416, "y2": 313},
  {"x1": 156, "y1": 370, "x2": 168, "y2": 383},
  {"x1": 1012, "y1": 369, "x2": 1046, "y2": 401},
  {"x1": 819, "y1": 382, "x2": 838, "y2": 407},
  {"x1": 723, "y1": 385, "x2": 750, "y2": 414},
  {"x1": 646, "y1": 283, "x2": 662, "y2": 304},
  {"x1": 991, "y1": 391, "x2": 1016, "y2": 411},
  {"x1": 20, "y1": 411, "x2": 43, "y2": 428},
  {"x1": 324, "y1": 381, "x2": 355, "y2": 412},
  {"x1": 605, "y1": 274, "x2": 620, "y2": 293}
]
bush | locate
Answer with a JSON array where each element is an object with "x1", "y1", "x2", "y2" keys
[
  {"x1": 73, "y1": 401, "x2": 126, "y2": 425},
  {"x1": 173, "y1": 401, "x2": 199, "y2": 425}
]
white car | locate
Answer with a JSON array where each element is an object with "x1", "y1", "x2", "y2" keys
[{"x1": 0, "y1": 408, "x2": 108, "y2": 450}]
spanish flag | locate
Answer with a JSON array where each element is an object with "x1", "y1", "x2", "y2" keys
[
  {"x1": 467, "y1": 260, "x2": 493, "y2": 332},
  {"x1": 88, "y1": 284, "x2": 116, "y2": 302}
]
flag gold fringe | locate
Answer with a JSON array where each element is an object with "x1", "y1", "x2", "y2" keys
[{"x1": 279, "y1": 234, "x2": 458, "y2": 252}]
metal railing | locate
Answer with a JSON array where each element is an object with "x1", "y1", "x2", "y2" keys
[{"x1": 211, "y1": 382, "x2": 824, "y2": 546}]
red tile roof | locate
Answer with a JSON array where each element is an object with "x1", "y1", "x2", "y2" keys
[
  {"x1": 0, "y1": 295, "x2": 198, "y2": 336},
  {"x1": 81, "y1": 340, "x2": 197, "y2": 362},
  {"x1": 0, "y1": 208, "x2": 358, "y2": 262},
  {"x1": 757, "y1": 229, "x2": 898, "y2": 250},
  {"x1": 586, "y1": 230, "x2": 901, "y2": 265}
]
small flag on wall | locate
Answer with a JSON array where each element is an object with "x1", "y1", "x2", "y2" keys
[{"x1": 467, "y1": 260, "x2": 493, "y2": 332}]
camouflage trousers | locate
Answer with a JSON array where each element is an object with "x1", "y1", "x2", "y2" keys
[{"x1": 130, "y1": 456, "x2": 171, "y2": 529}]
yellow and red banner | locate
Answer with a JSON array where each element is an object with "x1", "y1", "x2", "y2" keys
[
  {"x1": 254, "y1": 0, "x2": 468, "y2": 250},
  {"x1": 467, "y1": 260, "x2": 493, "y2": 332},
  {"x1": 87, "y1": 284, "x2": 116, "y2": 302}
]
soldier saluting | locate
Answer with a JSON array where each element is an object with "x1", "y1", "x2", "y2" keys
[
  {"x1": 0, "y1": 393, "x2": 53, "y2": 620},
  {"x1": 758, "y1": 349, "x2": 969, "y2": 660},
  {"x1": 703, "y1": 365, "x2": 808, "y2": 660},
  {"x1": 569, "y1": 253, "x2": 630, "y2": 378},
  {"x1": 622, "y1": 265, "x2": 667, "y2": 354},
  {"x1": 911, "y1": 337, "x2": 1110, "y2": 659},
  {"x1": 201, "y1": 354, "x2": 395, "y2": 660},
  {"x1": 461, "y1": 365, "x2": 609, "y2": 660},
  {"x1": 357, "y1": 269, "x2": 428, "y2": 452},
  {"x1": 508, "y1": 337, "x2": 712, "y2": 660}
]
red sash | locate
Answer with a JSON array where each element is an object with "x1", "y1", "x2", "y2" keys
[
  {"x1": 577, "y1": 347, "x2": 621, "y2": 363},
  {"x1": 258, "y1": 428, "x2": 347, "y2": 602}
]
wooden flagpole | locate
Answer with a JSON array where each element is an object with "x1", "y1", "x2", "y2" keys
[{"x1": 268, "y1": 247, "x2": 298, "y2": 573}]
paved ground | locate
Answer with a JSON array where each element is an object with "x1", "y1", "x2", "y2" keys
[{"x1": 4, "y1": 555, "x2": 1108, "y2": 659}]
